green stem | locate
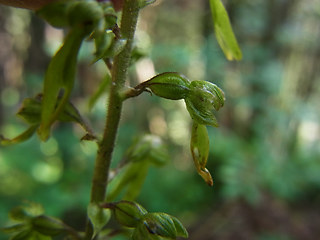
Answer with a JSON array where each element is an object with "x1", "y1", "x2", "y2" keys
[{"x1": 84, "y1": 1, "x2": 140, "y2": 239}]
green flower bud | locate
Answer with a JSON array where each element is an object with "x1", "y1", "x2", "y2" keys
[
  {"x1": 133, "y1": 213, "x2": 188, "y2": 239},
  {"x1": 17, "y1": 97, "x2": 41, "y2": 124},
  {"x1": 67, "y1": 1, "x2": 103, "y2": 33},
  {"x1": 185, "y1": 80, "x2": 225, "y2": 127},
  {"x1": 102, "y1": 201, "x2": 147, "y2": 228},
  {"x1": 140, "y1": 72, "x2": 191, "y2": 100},
  {"x1": 127, "y1": 134, "x2": 168, "y2": 166},
  {"x1": 36, "y1": 0, "x2": 75, "y2": 28},
  {"x1": 31, "y1": 215, "x2": 66, "y2": 236}
]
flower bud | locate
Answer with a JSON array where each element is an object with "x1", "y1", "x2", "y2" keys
[
  {"x1": 185, "y1": 80, "x2": 225, "y2": 127},
  {"x1": 31, "y1": 215, "x2": 66, "y2": 236},
  {"x1": 102, "y1": 201, "x2": 147, "y2": 228},
  {"x1": 140, "y1": 72, "x2": 191, "y2": 100},
  {"x1": 190, "y1": 122, "x2": 213, "y2": 186},
  {"x1": 67, "y1": 1, "x2": 103, "y2": 33},
  {"x1": 127, "y1": 134, "x2": 168, "y2": 166},
  {"x1": 132, "y1": 213, "x2": 188, "y2": 239}
]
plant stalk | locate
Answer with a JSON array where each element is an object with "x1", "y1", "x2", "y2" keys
[{"x1": 84, "y1": 0, "x2": 140, "y2": 239}]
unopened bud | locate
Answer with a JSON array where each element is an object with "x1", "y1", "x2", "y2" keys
[
  {"x1": 102, "y1": 201, "x2": 147, "y2": 228},
  {"x1": 139, "y1": 72, "x2": 191, "y2": 100},
  {"x1": 185, "y1": 80, "x2": 225, "y2": 127}
]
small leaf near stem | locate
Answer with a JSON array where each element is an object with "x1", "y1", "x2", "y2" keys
[{"x1": 0, "y1": 125, "x2": 38, "y2": 146}]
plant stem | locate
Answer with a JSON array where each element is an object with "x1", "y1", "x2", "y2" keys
[{"x1": 84, "y1": 0, "x2": 140, "y2": 239}]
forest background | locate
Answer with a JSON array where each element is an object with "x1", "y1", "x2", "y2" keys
[{"x1": 0, "y1": 0, "x2": 319, "y2": 239}]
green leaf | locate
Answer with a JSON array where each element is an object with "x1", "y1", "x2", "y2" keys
[
  {"x1": 11, "y1": 230, "x2": 52, "y2": 240},
  {"x1": 122, "y1": 164, "x2": 149, "y2": 201},
  {"x1": 58, "y1": 98, "x2": 94, "y2": 135},
  {"x1": 88, "y1": 73, "x2": 111, "y2": 110},
  {"x1": 1, "y1": 224, "x2": 26, "y2": 234},
  {"x1": 87, "y1": 203, "x2": 111, "y2": 239},
  {"x1": 209, "y1": 0, "x2": 242, "y2": 60},
  {"x1": 102, "y1": 201, "x2": 147, "y2": 228},
  {"x1": 137, "y1": 72, "x2": 191, "y2": 100},
  {"x1": 190, "y1": 122, "x2": 213, "y2": 186},
  {"x1": 8, "y1": 204, "x2": 44, "y2": 222},
  {"x1": 0, "y1": 125, "x2": 38, "y2": 146},
  {"x1": 138, "y1": 0, "x2": 157, "y2": 9},
  {"x1": 38, "y1": 27, "x2": 86, "y2": 141},
  {"x1": 107, "y1": 162, "x2": 149, "y2": 201},
  {"x1": 10, "y1": 230, "x2": 33, "y2": 240},
  {"x1": 17, "y1": 95, "x2": 93, "y2": 137}
]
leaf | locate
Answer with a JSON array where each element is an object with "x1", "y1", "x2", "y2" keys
[
  {"x1": 10, "y1": 230, "x2": 33, "y2": 240},
  {"x1": 38, "y1": 27, "x2": 86, "y2": 141},
  {"x1": 102, "y1": 201, "x2": 147, "y2": 228},
  {"x1": 107, "y1": 162, "x2": 149, "y2": 201},
  {"x1": 122, "y1": 164, "x2": 149, "y2": 201},
  {"x1": 138, "y1": 0, "x2": 157, "y2": 9},
  {"x1": 0, "y1": 125, "x2": 38, "y2": 146},
  {"x1": 1, "y1": 224, "x2": 26, "y2": 234},
  {"x1": 7, "y1": 203, "x2": 44, "y2": 224},
  {"x1": 209, "y1": 0, "x2": 242, "y2": 60},
  {"x1": 17, "y1": 95, "x2": 93, "y2": 137},
  {"x1": 190, "y1": 122, "x2": 213, "y2": 186},
  {"x1": 88, "y1": 73, "x2": 111, "y2": 110},
  {"x1": 58, "y1": 98, "x2": 94, "y2": 135},
  {"x1": 12, "y1": 230, "x2": 52, "y2": 240},
  {"x1": 87, "y1": 203, "x2": 111, "y2": 239}
]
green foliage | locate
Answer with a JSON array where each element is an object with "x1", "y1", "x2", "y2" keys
[
  {"x1": 130, "y1": 74, "x2": 225, "y2": 184},
  {"x1": 1, "y1": 203, "x2": 78, "y2": 240},
  {"x1": 0, "y1": 0, "x2": 248, "y2": 239},
  {"x1": 209, "y1": 0, "x2": 242, "y2": 60},
  {"x1": 107, "y1": 134, "x2": 168, "y2": 201},
  {"x1": 87, "y1": 203, "x2": 111, "y2": 238}
]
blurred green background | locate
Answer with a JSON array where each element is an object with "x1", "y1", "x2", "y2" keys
[{"x1": 1, "y1": 0, "x2": 320, "y2": 239}]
